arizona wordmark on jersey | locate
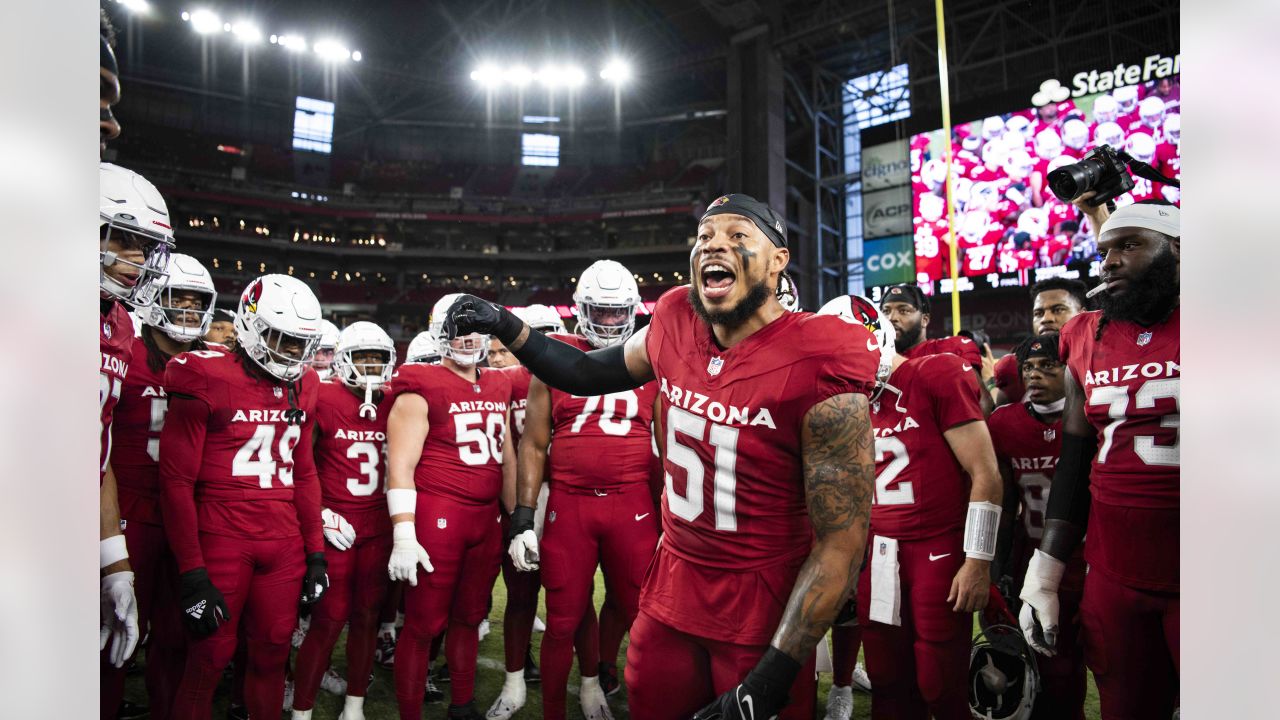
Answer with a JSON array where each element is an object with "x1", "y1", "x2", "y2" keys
[
  {"x1": 111, "y1": 336, "x2": 169, "y2": 525},
  {"x1": 314, "y1": 380, "x2": 393, "y2": 537},
  {"x1": 101, "y1": 300, "x2": 135, "y2": 481}
]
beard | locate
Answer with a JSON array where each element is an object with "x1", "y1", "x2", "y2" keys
[
  {"x1": 1098, "y1": 245, "x2": 1180, "y2": 324},
  {"x1": 688, "y1": 278, "x2": 772, "y2": 331},
  {"x1": 895, "y1": 321, "x2": 924, "y2": 350}
]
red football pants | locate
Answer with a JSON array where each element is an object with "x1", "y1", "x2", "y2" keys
[
  {"x1": 499, "y1": 512, "x2": 542, "y2": 672},
  {"x1": 1080, "y1": 569, "x2": 1179, "y2": 719},
  {"x1": 830, "y1": 625, "x2": 863, "y2": 688},
  {"x1": 292, "y1": 529, "x2": 393, "y2": 710},
  {"x1": 100, "y1": 519, "x2": 187, "y2": 720},
  {"x1": 858, "y1": 533, "x2": 971, "y2": 720},
  {"x1": 625, "y1": 609, "x2": 817, "y2": 720},
  {"x1": 170, "y1": 532, "x2": 304, "y2": 720},
  {"x1": 539, "y1": 485, "x2": 659, "y2": 720},
  {"x1": 394, "y1": 496, "x2": 502, "y2": 719}
]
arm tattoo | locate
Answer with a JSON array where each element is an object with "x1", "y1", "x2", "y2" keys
[{"x1": 772, "y1": 393, "x2": 876, "y2": 660}]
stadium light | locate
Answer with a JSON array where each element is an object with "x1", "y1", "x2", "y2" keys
[
  {"x1": 275, "y1": 34, "x2": 308, "y2": 52},
  {"x1": 470, "y1": 64, "x2": 502, "y2": 88},
  {"x1": 537, "y1": 64, "x2": 585, "y2": 89},
  {"x1": 114, "y1": 0, "x2": 151, "y2": 14},
  {"x1": 231, "y1": 22, "x2": 263, "y2": 44},
  {"x1": 188, "y1": 9, "x2": 222, "y2": 34},
  {"x1": 504, "y1": 65, "x2": 534, "y2": 88},
  {"x1": 600, "y1": 59, "x2": 632, "y2": 84},
  {"x1": 314, "y1": 39, "x2": 352, "y2": 62},
  {"x1": 352, "y1": 50, "x2": 363, "y2": 62}
]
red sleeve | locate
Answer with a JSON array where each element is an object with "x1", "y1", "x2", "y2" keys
[
  {"x1": 159, "y1": 394, "x2": 209, "y2": 574},
  {"x1": 993, "y1": 353, "x2": 1019, "y2": 390},
  {"x1": 925, "y1": 355, "x2": 985, "y2": 431},
  {"x1": 950, "y1": 336, "x2": 983, "y2": 367},
  {"x1": 811, "y1": 317, "x2": 880, "y2": 402},
  {"x1": 291, "y1": 415, "x2": 324, "y2": 556},
  {"x1": 385, "y1": 365, "x2": 428, "y2": 407},
  {"x1": 985, "y1": 406, "x2": 1014, "y2": 461}
]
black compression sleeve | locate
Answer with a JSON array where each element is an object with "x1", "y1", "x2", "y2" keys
[
  {"x1": 512, "y1": 331, "x2": 642, "y2": 396},
  {"x1": 1039, "y1": 430, "x2": 1097, "y2": 560}
]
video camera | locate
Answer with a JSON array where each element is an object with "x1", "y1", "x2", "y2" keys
[{"x1": 1047, "y1": 144, "x2": 1180, "y2": 208}]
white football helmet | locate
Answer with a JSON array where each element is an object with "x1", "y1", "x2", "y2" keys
[
  {"x1": 406, "y1": 330, "x2": 442, "y2": 364},
  {"x1": 981, "y1": 139, "x2": 1008, "y2": 170},
  {"x1": 777, "y1": 272, "x2": 800, "y2": 312},
  {"x1": 521, "y1": 303, "x2": 568, "y2": 335},
  {"x1": 145, "y1": 253, "x2": 216, "y2": 342},
  {"x1": 969, "y1": 624, "x2": 1039, "y2": 720},
  {"x1": 981, "y1": 116, "x2": 1005, "y2": 141},
  {"x1": 1093, "y1": 122, "x2": 1125, "y2": 150},
  {"x1": 572, "y1": 260, "x2": 640, "y2": 349},
  {"x1": 1046, "y1": 155, "x2": 1075, "y2": 175},
  {"x1": 1060, "y1": 119, "x2": 1088, "y2": 150},
  {"x1": 100, "y1": 163, "x2": 174, "y2": 308},
  {"x1": 1004, "y1": 149, "x2": 1035, "y2": 180},
  {"x1": 1126, "y1": 133, "x2": 1156, "y2": 165},
  {"x1": 430, "y1": 293, "x2": 489, "y2": 365},
  {"x1": 1113, "y1": 86, "x2": 1139, "y2": 114},
  {"x1": 1017, "y1": 207, "x2": 1049, "y2": 238},
  {"x1": 1033, "y1": 129, "x2": 1062, "y2": 161},
  {"x1": 1138, "y1": 96, "x2": 1165, "y2": 130},
  {"x1": 923, "y1": 158, "x2": 948, "y2": 190},
  {"x1": 919, "y1": 192, "x2": 945, "y2": 222},
  {"x1": 1092, "y1": 95, "x2": 1119, "y2": 124},
  {"x1": 1163, "y1": 114, "x2": 1180, "y2": 144},
  {"x1": 312, "y1": 319, "x2": 341, "y2": 378},
  {"x1": 333, "y1": 321, "x2": 396, "y2": 391},
  {"x1": 235, "y1": 275, "x2": 324, "y2": 382},
  {"x1": 816, "y1": 294, "x2": 896, "y2": 398},
  {"x1": 1005, "y1": 115, "x2": 1032, "y2": 142}
]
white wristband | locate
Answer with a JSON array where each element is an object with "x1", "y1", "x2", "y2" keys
[
  {"x1": 963, "y1": 501, "x2": 1002, "y2": 560},
  {"x1": 100, "y1": 535, "x2": 129, "y2": 569},
  {"x1": 387, "y1": 488, "x2": 417, "y2": 517}
]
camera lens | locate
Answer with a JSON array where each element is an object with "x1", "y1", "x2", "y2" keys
[{"x1": 1048, "y1": 158, "x2": 1103, "y2": 203}]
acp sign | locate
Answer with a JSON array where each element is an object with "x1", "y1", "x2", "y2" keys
[
  {"x1": 862, "y1": 185, "x2": 912, "y2": 239},
  {"x1": 862, "y1": 234, "x2": 915, "y2": 287},
  {"x1": 1032, "y1": 53, "x2": 1181, "y2": 106}
]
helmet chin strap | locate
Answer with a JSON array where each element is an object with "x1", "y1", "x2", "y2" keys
[{"x1": 358, "y1": 379, "x2": 378, "y2": 420}]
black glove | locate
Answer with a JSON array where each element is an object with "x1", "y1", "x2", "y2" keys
[
  {"x1": 506, "y1": 505, "x2": 536, "y2": 545},
  {"x1": 179, "y1": 567, "x2": 230, "y2": 638},
  {"x1": 442, "y1": 294, "x2": 524, "y2": 346},
  {"x1": 300, "y1": 552, "x2": 329, "y2": 606},
  {"x1": 691, "y1": 647, "x2": 799, "y2": 720}
]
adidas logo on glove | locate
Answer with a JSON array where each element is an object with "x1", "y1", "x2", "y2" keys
[{"x1": 187, "y1": 599, "x2": 207, "y2": 619}]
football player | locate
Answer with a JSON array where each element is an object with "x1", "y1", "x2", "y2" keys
[
  {"x1": 988, "y1": 335, "x2": 1088, "y2": 719},
  {"x1": 818, "y1": 295, "x2": 1002, "y2": 719},
  {"x1": 442, "y1": 193, "x2": 881, "y2": 720},
  {"x1": 159, "y1": 275, "x2": 329, "y2": 720},
  {"x1": 1019, "y1": 201, "x2": 1180, "y2": 717},
  {"x1": 204, "y1": 309, "x2": 237, "y2": 349},
  {"x1": 504, "y1": 261, "x2": 661, "y2": 720},
  {"x1": 101, "y1": 254, "x2": 215, "y2": 720},
  {"x1": 991, "y1": 279, "x2": 1089, "y2": 407},
  {"x1": 878, "y1": 284, "x2": 990, "y2": 413},
  {"x1": 99, "y1": 162, "x2": 174, "y2": 678},
  {"x1": 406, "y1": 329, "x2": 443, "y2": 365},
  {"x1": 312, "y1": 319, "x2": 341, "y2": 380},
  {"x1": 385, "y1": 293, "x2": 516, "y2": 720},
  {"x1": 292, "y1": 322, "x2": 397, "y2": 720}
]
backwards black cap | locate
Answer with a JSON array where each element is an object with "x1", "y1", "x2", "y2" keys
[
  {"x1": 1015, "y1": 334, "x2": 1060, "y2": 367},
  {"x1": 881, "y1": 284, "x2": 929, "y2": 313},
  {"x1": 700, "y1": 194, "x2": 788, "y2": 248}
]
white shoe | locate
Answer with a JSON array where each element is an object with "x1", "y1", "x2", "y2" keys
[
  {"x1": 579, "y1": 677, "x2": 615, "y2": 720},
  {"x1": 321, "y1": 666, "x2": 348, "y2": 695},
  {"x1": 852, "y1": 662, "x2": 872, "y2": 692},
  {"x1": 823, "y1": 685, "x2": 853, "y2": 720},
  {"x1": 532, "y1": 615, "x2": 546, "y2": 633},
  {"x1": 291, "y1": 710, "x2": 313, "y2": 720},
  {"x1": 478, "y1": 619, "x2": 491, "y2": 642},
  {"x1": 485, "y1": 671, "x2": 527, "y2": 719},
  {"x1": 282, "y1": 680, "x2": 295, "y2": 711},
  {"x1": 292, "y1": 616, "x2": 311, "y2": 649},
  {"x1": 338, "y1": 695, "x2": 366, "y2": 720}
]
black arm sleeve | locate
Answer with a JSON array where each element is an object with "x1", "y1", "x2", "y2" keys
[
  {"x1": 513, "y1": 331, "x2": 642, "y2": 396},
  {"x1": 1039, "y1": 430, "x2": 1097, "y2": 561}
]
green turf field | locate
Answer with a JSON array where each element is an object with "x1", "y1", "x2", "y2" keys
[{"x1": 126, "y1": 569, "x2": 1101, "y2": 718}]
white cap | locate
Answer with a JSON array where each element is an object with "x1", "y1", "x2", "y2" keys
[{"x1": 1099, "y1": 203, "x2": 1180, "y2": 239}]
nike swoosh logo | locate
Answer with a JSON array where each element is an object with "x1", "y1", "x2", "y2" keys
[
  {"x1": 741, "y1": 690, "x2": 755, "y2": 720},
  {"x1": 867, "y1": 338, "x2": 880, "y2": 352},
  {"x1": 928, "y1": 552, "x2": 951, "y2": 561},
  {"x1": 634, "y1": 513, "x2": 650, "y2": 521},
  {"x1": 174, "y1": 357, "x2": 188, "y2": 364}
]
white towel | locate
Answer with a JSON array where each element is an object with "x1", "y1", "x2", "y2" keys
[
  {"x1": 868, "y1": 535, "x2": 902, "y2": 626},
  {"x1": 533, "y1": 483, "x2": 551, "y2": 539},
  {"x1": 815, "y1": 633, "x2": 833, "y2": 674}
]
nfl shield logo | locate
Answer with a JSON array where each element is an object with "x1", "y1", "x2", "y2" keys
[
  {"x1": 437, "y1": 518, "x2": 447, "y2": 529},
  {"x1": 879, "y1": 542, "x2": 886, "y2": 556},
  {"x1": 707, "y1": 356, "x2": 724, "y2": 376},
  {"x1": 1044, "y1": 428, "x2": 1057, "y2": 442},
  {"x1": 273, "y1": 387, "x2": 284, "y2": 398},
  {"x1": 1136, "y1": 332, "x2": 1152, "y2": 346},
  {"x1": 549, "y1": 511, "x2": 557, "y2": 523},
  {"x1": 103, "y1": 322, "x2": 112, "y2": 339}
]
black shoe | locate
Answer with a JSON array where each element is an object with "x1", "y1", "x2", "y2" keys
[
  {"x1": 117, "y1": 699, "x2": 149, "y2": 719},
  {"x1": 436, "y1": 662, "x2": 450, "y2": 682},
  {"x1": 424, "y1": 674, "x2": 445, "y2": 703},
  {"x1": 225, "y1": 704, "x2": 249, "y2": 720},
  {"x1": 524, "y1": 647, "x2": 541, "y2": 684},
  {"x1": 446, "y1": 701, "x2": 483, "y2": 720},
  {"x1": 599, "y1": 663, "x2": 620, "y2": 696}
]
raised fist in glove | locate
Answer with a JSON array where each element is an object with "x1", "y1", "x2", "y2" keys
[
  {"x1": 442, "y1": 294, "x2": 524, "y2": 345},
  {"x1": 1019, "y1": 549, "x2": 1065, "y2": 656},
  {"x1": 690, "y1": 647, "x2": 799, "y2": 720},
  {"x1": 387, "y1": 521, "x2": 434, "y2": 586},
  {"x1": 100, "y1": 570, "x2": 140, "y2": 667},
  {"x1": 322, "y1": 507, "x2": 357, "y2": 551},
  {"x1": 180, "y1": 567, "x2": 230, "y2": 638},
  {"x1": 300, "y1": 552, "x2": 329, "y2": 606},
  {"x1": 507, "y1": 505, "x2": 540, "y2": 572}
]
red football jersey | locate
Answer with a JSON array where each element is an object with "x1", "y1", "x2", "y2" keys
[
  {"x1": 312, "y1": 380, "x2": 392, "y2": 537},
  {"x1": 643, "y1": 288, "x2": 878, "y2": 642},
  {"x1": 111, "y1": 336, "x2": 168, "y2": 525},
  {"x1": 901, "y1": 335, "x2": 983, "y2": 369},
  {"x1": 159, "y1": 349, "x2": 323, "y2": 573},
  {"x1": 546, "y1": 333, "x2": 658, "y2": 492},
  {"x1": 913, "y1": 221, "x2": 949, "y2": 282},
  {"x1": 869, "y1": 354, "x2": 984, "y2": 540},
  {"x1": 502, "y1": 365, "x2": 532, "y2": 449},
  {"x1": 101, "y1": 300, "x2": 134, "y2": 482},
  {"x1": 1059, "y1": 309, "x2": 1179, "y2": 591},
  {"x1": 385, "y1": 363, "x2": 511, "y2": 505},
  {"x1": 992, "y1": 352, "x2": 1026, "y2": 402}
]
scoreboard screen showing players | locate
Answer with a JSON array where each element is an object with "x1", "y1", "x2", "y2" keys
[{"x1": 908, "y1": 74, "x2": 1180, "y2": 284}]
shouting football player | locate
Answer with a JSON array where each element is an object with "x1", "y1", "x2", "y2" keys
[
  {"x1": 991, "y1": 279, "x2": 1090, "y2": 406},
  {"x1": 385, "y1": 293, "x2": 516, "y2": 720},
  {"x1": 1019, "y1": 200, "x2": 1180, "y2": 718},
  {"x1": 291, "y1": 322, "x2": 398, "y2": 720},
  {"x1": 159, "y1": 275, "x2": 329, "y2": 720},
  {"x1": 987, "y1": 335, "x2": 1088, "y2": 718},
  {"x1": 818, "y1": 295, "x2": 1002, "y2": 719},
  {"x1": 443, "y1": 193, "x2": 880, "y2": 720}
]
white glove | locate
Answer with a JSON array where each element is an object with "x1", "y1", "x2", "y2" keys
[
  {"x1": 1161, "y1": 185, "x2": 1181, "y2": 204},
  {"x1": 387, "y1": 521, "x2": 433, "y2": 586},
  {"x1": 508, "y1": 529, "x2": 540, "y2": 572},
  {"x1": 100, "y1": 571, "x2": 139, "y2": 668},
  {"x1": 1019, "y1": 549, "x2": 1066, "y2": 657},
  {"x1": 322, "y1": 507, "x2": 357, "y2": 551}
]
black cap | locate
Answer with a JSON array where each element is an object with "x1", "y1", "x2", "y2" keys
[
  {"x1": 700, "y1": 194, "x2": 788, "y2": 248},
  {"x1": 1015, "y1": 334, "x2": 1060, "y2": 366},
  {"x1": 213, "y1": 309, "x2": 236, "y2": 323},
  {"x1": 881, "y1": 284, "x2": 929, "y2": 313}
]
